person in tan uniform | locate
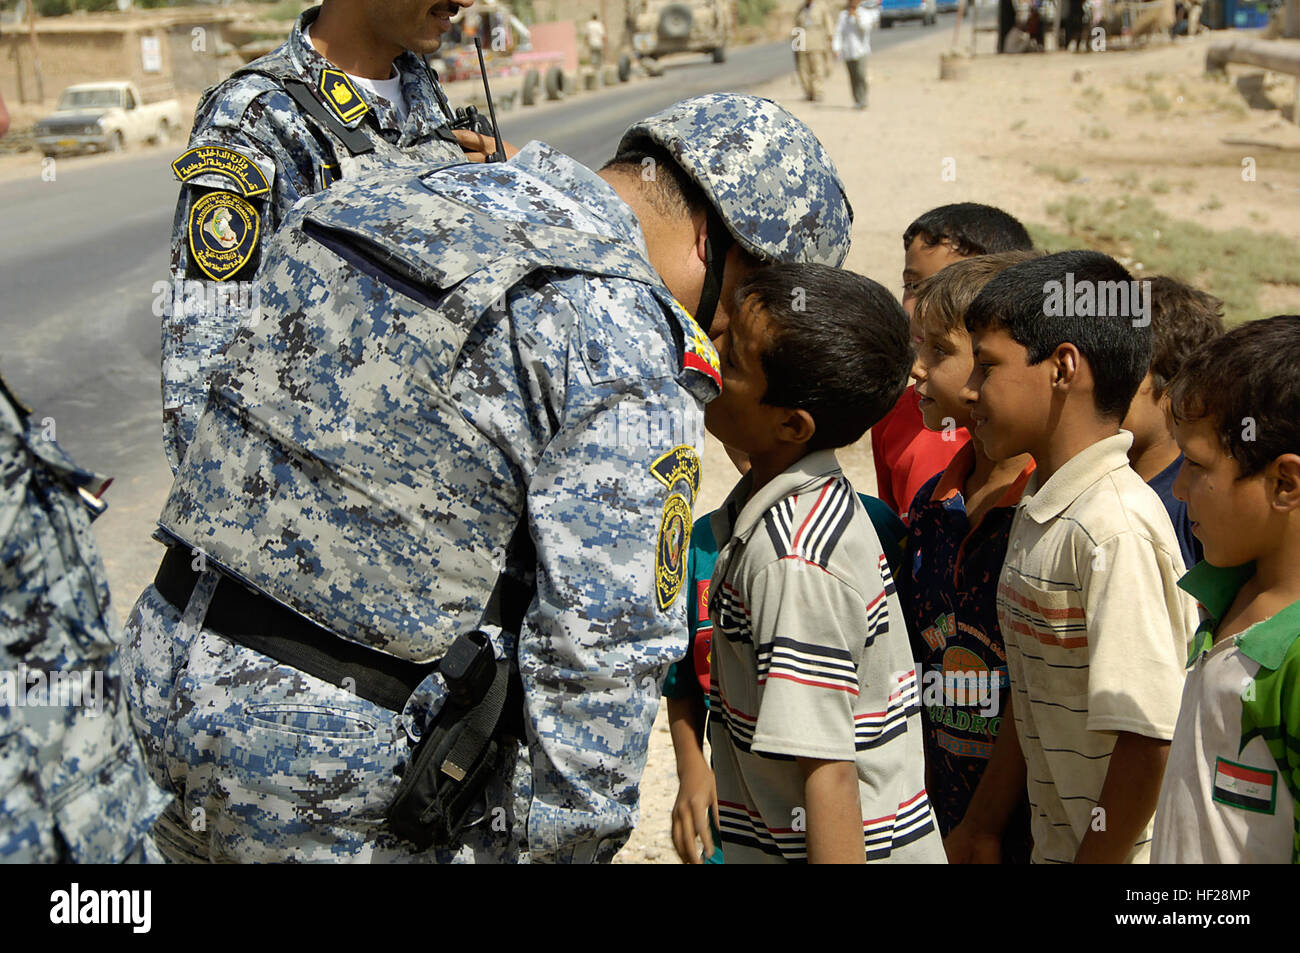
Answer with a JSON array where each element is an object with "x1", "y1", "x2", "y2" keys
[{"x1": 794, "y1": 0, "x2": 836, "y2": 102}]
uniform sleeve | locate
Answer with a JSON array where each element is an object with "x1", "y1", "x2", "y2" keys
[
  {"x1": 745, "y1": 560, "x2": 866, "y2": 761},
  {"x1": 1081, "y1": 530, "x2": 1197, "y2": 738},
  {"x1": 514, "y1": 285, "x2": 701, "y2": 864},
  {"x1": 162, "y1": 93, "x2": 313, "y2": 472}
]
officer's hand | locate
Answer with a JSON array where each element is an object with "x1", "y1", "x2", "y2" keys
[
  {"x1": 453, "y1": 128, "x2": 520, "y2": 163},
  {"x1": 671, "y1": 759, "x2": 719, "y2": 864},
  {"x1": 943, "y1": 820, "x2": 1003, "y2": 864}
]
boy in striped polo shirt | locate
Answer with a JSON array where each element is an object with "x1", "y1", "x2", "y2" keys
[
  {"x1": 1153, "y1": 315, "x2": 1300, "y2": 863},
  {"x1": 946, "y1": 251, "x2": 1198, "y2": 864},
  {"x1": 702, "y1": 263, "x2": 945, "y2": 864}
]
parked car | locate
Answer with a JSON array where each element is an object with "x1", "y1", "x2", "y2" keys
[
  {"x1": 881, "y1": 0, "x2": 939, "y2": 26},
  {"x1": 34, "y1": 81, "x2": 183, "y2": 158}
]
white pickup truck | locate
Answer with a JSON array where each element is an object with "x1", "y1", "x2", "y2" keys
[{"x1": 34, "y1": 81, "x2": 184, "y2": 157}]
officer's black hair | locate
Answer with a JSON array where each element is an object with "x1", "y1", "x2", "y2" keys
[
  {"x1": 1168, "y1": 314, "x2": 1300, "y2": 479},
  {"x1": 739, "y1": 264, "x2": 912, "y2": 452},
  {"x1": 601, "y1": 143, "x2": 710, "y2": 221},
  {"x1": 963, "y1": 249, "x2": 1151, "y2": 421},
  {"x1": 902, "y1": 202, "x2": 1033, "y2": 256}
]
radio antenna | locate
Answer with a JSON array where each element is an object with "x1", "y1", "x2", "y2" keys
[{"x1": 473, "y1": 36, "x2": 506, "y2": 163}]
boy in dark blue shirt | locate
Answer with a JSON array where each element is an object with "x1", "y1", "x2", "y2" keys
[{"x1": 1120, "y1": 276, "x2": 1224, "y2": 569}]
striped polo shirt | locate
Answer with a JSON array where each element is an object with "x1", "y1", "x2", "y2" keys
[
  {"x1": 998, "y1": 432, "x2": 1198, "y2": 863},
  {"x1": 707, "y1": 449, "x2": 945, "y2": 864},
  {"x1": 1153, "y1": 560, "x2": 1300, "y2": 863}
]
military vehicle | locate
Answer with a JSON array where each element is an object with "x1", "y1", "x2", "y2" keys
[{"x1": 624, "y1": 0, "x2": 735, "y2": 66}]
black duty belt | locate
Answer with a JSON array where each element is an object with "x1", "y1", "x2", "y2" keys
[{"x1": 154, "y1": 545, "x2": 436, "y2": 711}]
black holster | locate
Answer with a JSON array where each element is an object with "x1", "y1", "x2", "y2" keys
[{"x1": 387, "y1": 641, "x2": 520, "y2": 850}]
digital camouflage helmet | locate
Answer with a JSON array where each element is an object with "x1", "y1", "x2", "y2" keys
[{"x1": 617, "y1": 93, "x2": 854, "y2": 268}]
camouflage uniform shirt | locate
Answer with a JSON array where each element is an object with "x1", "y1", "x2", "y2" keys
[
  {"x1": 162, "y1": 5, "x2": 466, "y2": 471},
  {"x1": 133, "y1": 141, "x2": 721, "y2": 863}
]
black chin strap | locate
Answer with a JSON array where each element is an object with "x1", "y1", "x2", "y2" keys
[{"x1": 695, "y1": 211, "x2": 734, "y2": 337}]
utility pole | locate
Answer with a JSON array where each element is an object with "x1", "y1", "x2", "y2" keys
[{"x1": 28, "y1": 0, "x2": 45, "y2": 104}]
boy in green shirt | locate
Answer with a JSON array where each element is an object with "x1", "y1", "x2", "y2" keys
[{"x1": 1152, "y1": 314, "x2": 1300, "y2": 863}]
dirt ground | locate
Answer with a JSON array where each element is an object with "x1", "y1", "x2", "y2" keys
[{"x1": 613, "y1": 26, "x2": 1300, "y2": 865}]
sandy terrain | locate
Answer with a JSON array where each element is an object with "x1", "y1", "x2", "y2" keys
[{"x1": 613, "y1": 25, "x2": 1300, "y2": 864}]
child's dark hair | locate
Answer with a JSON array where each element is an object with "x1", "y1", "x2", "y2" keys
[
  {"x1": 1146, "y1": 276, "x2": 1225, "y2": 396},
  {"x1": 902, "y1": 203, "x2": 1034, "y2": 257},
  {"x1": 964, "y1": 250, "x2": 1152, "y2": 421},
  {"x1": 1168, "y1": 315, "x2": 1300, "y2": 478},
  {"x1": 737, "y1": 263, "x2": 911, "y2": 452}
]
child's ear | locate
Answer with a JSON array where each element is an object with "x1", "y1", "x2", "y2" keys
[
  {"x1": 1051, "y1": 342, "x2": 1081, "y2": 388},
  {"x1": 1269, "y1": 453, "x2": 1300, "y2": 512},
  {"x1": 781, "y1": 408, "x2": 817, "y2": 447}
]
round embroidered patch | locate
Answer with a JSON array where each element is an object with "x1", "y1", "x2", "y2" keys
[
  {"x1": 188, "y1": 190, "x2": 259, "y2": 282},
  {"x1": 656, "y1": 493, "x2": 693, "y2": 610}
]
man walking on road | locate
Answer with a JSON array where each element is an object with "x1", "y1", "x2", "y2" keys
[
  {"x1": 834, "y1": 0, "x2": 880, "y2": 109},
  {"x1": 794, "y1": 0, "x2": 837, "y2": 102},
  {"x1": 122, "y1": 94, "x2": 854, "y2": 864},
  {"x1": 162, "y1": 0, "x2": 511, "y2": 474}
]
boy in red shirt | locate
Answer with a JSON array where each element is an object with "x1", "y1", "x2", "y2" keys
[{"x1": 873, "y1": 203, "x2": 1033, "y2": 518}]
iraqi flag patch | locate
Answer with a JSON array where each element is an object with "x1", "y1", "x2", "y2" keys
[{"x1": 1212, "y1": 757, "x2": 1278, "y2": 814}]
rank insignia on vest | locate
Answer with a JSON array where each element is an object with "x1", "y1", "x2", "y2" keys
[
  {"x1": 172, "y1": 145, "x2": 271, "y2": 197},
  {"x1": 652, "y1": 445, "x2": 701, "y2": 610},
  {"x1": 319, "y1": 68, "x2": 369, "y2": 124},
  {"x1": 319, "y1": 163, "x2": 342, "y2": 190},
  {"x1": 188, "y1": 190, "x2": 260, "y2": 281}
]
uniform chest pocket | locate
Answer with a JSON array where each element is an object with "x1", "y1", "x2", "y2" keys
[{"x1": 1003, "y1": 578, "x2": 1090, "y2": 704}]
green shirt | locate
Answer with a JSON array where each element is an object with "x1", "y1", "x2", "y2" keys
[{"x1": 1152, "y1": 560, "x2": 1300, "y2": 863}]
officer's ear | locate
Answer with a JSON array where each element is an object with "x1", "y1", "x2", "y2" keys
[{"x1": 694, "y1": 209, "x2": 710, "y2": 267}]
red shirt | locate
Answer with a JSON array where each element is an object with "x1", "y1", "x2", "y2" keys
[{"x1": 871, "y1": 386, "x2": 970, "y2": 519}]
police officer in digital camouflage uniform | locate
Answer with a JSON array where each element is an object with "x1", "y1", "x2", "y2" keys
[
  {"x1": 0, "y1": 375, "x2": 172, "y2": 862},
  {"x1": 162, "y1": 0, "x2": 507, "y2": 473},
  {"x1": 122, "y1": 94, "x2": 853, "y2": 863}
]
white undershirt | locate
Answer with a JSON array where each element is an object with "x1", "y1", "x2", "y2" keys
[{"x1": 304, "y1": 23, "x2": 409, "y2": 123}]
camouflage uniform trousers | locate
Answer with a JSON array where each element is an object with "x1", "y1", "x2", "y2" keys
[{"x1": 121, "y1": 578, "x2": 534, "y2": 863}]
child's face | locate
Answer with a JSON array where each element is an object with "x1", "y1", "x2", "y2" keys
[
  {"x1": 910, "y1": 310, "x2": 977, "y2": 432},
  {"x1": 902, "y1": 236, "x2": 967, "y2": 317},
  {"x1": 1171, "y1": 415, "x2": 1271, "y2": 567},
  {"x1": 967, "y1": 327, "x2": 1055, "y2": 461},
  {"x1": 705, "y1": 297, "x2": 787, "y2": 457}
]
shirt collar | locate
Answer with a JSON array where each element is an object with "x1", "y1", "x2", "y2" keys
[
  {"x1": 1178, "y1": 560, "x2": 1300, "y2": 670},
  {"x1": 1020, "y1": 431, "x2": 1134, "y2": 524},
  {"x1": 717, "y1": 449, "x2": 844, "y2": 547},
  {"x1": 929, "y1": 442, "x2": 1035, "y2": 505}
]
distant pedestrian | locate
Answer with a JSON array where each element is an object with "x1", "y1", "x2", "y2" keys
[
  {"x1": 794, "y1": 0, "x2": 836, "y2": 102},
  {"x1": 833, "y1": 0, "x2": 879, "y2": 109},
  {"x1": 585, "y1": 14, "x2": 606, "y2": 70}
]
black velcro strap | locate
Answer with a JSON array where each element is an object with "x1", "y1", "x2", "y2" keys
[
  {"x1": 283, "y1": 78, "x2": 376, "y2": 156},
  {"x1": 439, "y1": 659, "x2": 510, "y2": 781},
  {"x1": 154, "y1": 545, "x2": 434, "y2": 711}
]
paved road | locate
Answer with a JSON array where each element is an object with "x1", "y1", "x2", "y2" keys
[{"x1": 0, "y1": 21, "x2": 949, "y2": 610}]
